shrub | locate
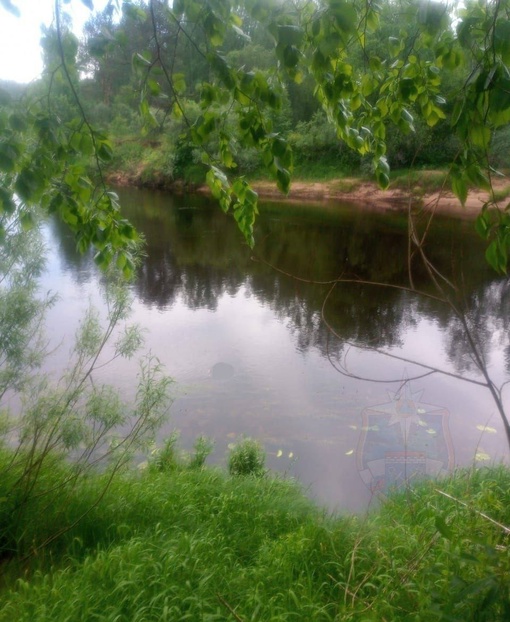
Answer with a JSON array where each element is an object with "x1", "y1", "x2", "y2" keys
[
  {"x1": 189, "y1": 436, "x2": 214, "y2": 470},
  {"x1": 228, "y1": 437, "x2": 266, "y2": 477}
]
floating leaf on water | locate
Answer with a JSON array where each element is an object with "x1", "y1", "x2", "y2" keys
[
  {"x1": 417, "y1": 408, "x2": 426, "y2": 414},
  {"x1": 426, "y1": 428, "x2": 437, "y2": 435},
  {"x1": 361, "y1": 425, "x2": 379, "y2": 432},
  {"x1": 418, "y1": 420, "x2": 427, "y2": 427},
  {"x1": 345, "y1": 449, "x2": 354, "y2": 456},
  {"x1": 288, "y1": 452, "x2": 294, "y2": 459},
  {"x1": 476, "y1": 425, "x2": 497, "y2": 434},
  {"x1": 475, "y1": 451, "x2": 491, "y2": 461},
  {"x1": 276, "y1": 449, "x2": 283, "y2": 458}
]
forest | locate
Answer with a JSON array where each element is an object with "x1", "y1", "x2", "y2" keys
[
  {"x1": 63, "y1": 0, "x2": 509, "y2": 189},
  {"x1": 2, "y1": 0, "x2": 510, "y2": 258},
  {"x1": 73, "y1": 0, "x2": 479, "y2": 179}
]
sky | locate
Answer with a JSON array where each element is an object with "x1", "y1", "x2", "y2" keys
[{"x1": 0, "y1": 0, "x2": 110, "y2": 83}]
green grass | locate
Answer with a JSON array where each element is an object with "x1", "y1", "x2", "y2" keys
[
  {"x1": 2, "y1": 445, "x2": 510, "y2": 621},
  {"x1": 492, "y1": 184, "x2": 510, "y2": 203},
  {"x1": 389, "y1": 169, "x2": 450, "y2": 195},
  {"x1": 291, "y1": 160, "x2": 354, "y2": 181}
]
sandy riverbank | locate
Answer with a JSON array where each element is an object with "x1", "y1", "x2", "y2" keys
[
  {"x1": 108, "y1": 170, "x2": 510, "y2": 219},
  {"x1": 246, "y1": 178, "x2": 510, "y2": 220}
]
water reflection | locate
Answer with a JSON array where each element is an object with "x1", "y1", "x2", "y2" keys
[{"x1": 41, "y1": 187, "x2": 510, "y2": 511}]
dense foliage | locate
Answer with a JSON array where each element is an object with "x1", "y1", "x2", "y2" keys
[
  {"x1": 72, "y1": 0, "x2": 510, "y2": 266},
  {"x1": 1, "y1": 0, "x2": 509, "y2": 265},
  {"x1": 1, "y1": 445, "x2": 510, "y2": 621}
]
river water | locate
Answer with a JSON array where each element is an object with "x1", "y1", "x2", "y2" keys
[{"x1": 40, "y1": 187, "x2": 510, "y2": 512}]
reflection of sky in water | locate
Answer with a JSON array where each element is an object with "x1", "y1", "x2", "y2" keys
[{"x1": 36, "y1": 196, "x2": 510, "y2": 512}]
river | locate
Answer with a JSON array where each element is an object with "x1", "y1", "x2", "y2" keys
[{"x1": 40, "y1": 187, "x2": 510, "y2": 512}]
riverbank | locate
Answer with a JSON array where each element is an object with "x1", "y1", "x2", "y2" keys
[
  {"x1": 108, "y1": 169, "x2": 510, "y2": 220},
  {"x1": 1, "y1": 439, "x2": 510, "y2": 620},
  {"x1": 249, "y1": 177, "x2": 510, "y2": 219}
]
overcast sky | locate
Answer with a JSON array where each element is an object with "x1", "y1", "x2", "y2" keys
[{"x1": 0, "y1": 0, "x2": 110, "y2": 83}]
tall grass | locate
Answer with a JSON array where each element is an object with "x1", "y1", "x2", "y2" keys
[{"x1": 1, "y1": 446, "x2": 510, "y2": 621}]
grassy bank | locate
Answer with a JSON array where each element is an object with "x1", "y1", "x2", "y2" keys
[
  {"x1": 1, "y1": 442, "x2": 510, "y2": 621},
  {"x1": 105, "y1": 143, "x2": 510, "y2": 212}
]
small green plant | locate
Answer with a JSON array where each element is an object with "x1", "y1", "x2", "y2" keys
[
  {"x1": 149, "y1": 434, "x2": 214, "y2": 472},
  {"x1": 189, "y1": 435, "x2": 214, "y2": 470},
  {"x1": 149, "y1": 431, "x2": 181, "y2": 472},
  {"x1": 228, "y1": 437, "x2": 266, "y2": 477}
]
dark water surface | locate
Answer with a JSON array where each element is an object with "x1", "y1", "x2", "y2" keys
[{"x1": 41, "y1": 187, "x2": 510, "y2": 511}]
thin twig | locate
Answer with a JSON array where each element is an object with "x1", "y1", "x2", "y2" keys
[
  {"x1": 435, "y1": 489, "x2": 510, "y2": 535},
  {"x1": 321, "y1": 282, "x2": 488, "y2": 387},
  {"x1": 217, "y1": 594, "x2": 245, "y2": 622}
]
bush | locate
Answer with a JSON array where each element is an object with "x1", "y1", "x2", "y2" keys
[
  {"x1": 228, "y1": 437, "x2": 266, "y2": 477},
  {"x1": 149, "y1": 434, "x2": 214, "y2": 472},
  {"x1": 289, "y1": 111, "x2": 362, "y2": 174},
  {"x1": 189, "y1": 435, "x2": 214, "y2": 469},
  {"x1": 490, "y1": 126, "x2": 510, "y2": 169}
]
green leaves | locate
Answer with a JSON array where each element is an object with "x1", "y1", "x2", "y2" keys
[
  {"x1": 4, "y1": 0, "x2": 507, "y2": 272},
  {"x1": 122, "y1": 2, "x2": 147, "y2": 23},
  {"x1": 475, "y1": 206, "x2": 510, "y2": 273},
  {"x1": 375, "y1": 157, "x2": 390, "y2": 189},
  {"x1": 208, "y1": 52, "x2": 236, "y2": 90},
  {"x1": 277, "y1": 24, "x2": 304, "y2": 47},
  {"x1": 15, "y1": 167, "x2": 45, "y2": 203},
  {"x1": 485, "y1": 238, "x2": 508, "y2": 274},
  {"x1": 0, "y1": 187, "x2": 16, "y2": 215},
  {"x1": 494, "y1": 19, "x2": 510, "y2": 64},
  {"x1": 0, "y1": 140, "x2": 19, "y2": 173},
  {"x1": 435, "y1": 515, "x2": 454, "y2": 541},
  {"x1": 388, "y1": 36, "x2": 403, "y2": 57},
  {"x1": 275, "y1": 26, "x2": 303, "y2": 73},
  {"x1": 0, "y1": 80, "x2": 142, "y2": 276},
  {"x1": 328, "y1": 0, "x2": 357, "y2": 35},
  {"x1": 451, "y1": 169, "x2": 468, "y2": 206},
  {"x1": 204, "y1": 10, "x2": 227, "y2": 46},
  {"x1": 206, "y1": 167, "x2": 259, "y2": 247}
]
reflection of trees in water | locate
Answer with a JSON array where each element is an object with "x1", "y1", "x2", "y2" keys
[
  {"x1": 246, "y1": 208, "x2": 429, "y2": 356},
  {"x1": 135, "y1": 246, "x2": 246, "y2": 312},
  {"x1": 49, "y1": 187, "x2": 508, "y2": 376},
  {"x1": 122, "y1": 191, "x2": 246, "y2": 311},
  {"x1": 440, "y1": 279, "x2": 510, "y2": 375},
  {"x1": 46, "y1": 216, "x2": 96, "y2": 285},
  {"x1": 136, "y1": 248, "x2": 180, "y2": 309}
]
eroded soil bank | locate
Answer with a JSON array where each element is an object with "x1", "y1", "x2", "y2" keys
[
  {"x1": 108, "y1": 170, "x2": 510, "y2": 220},
  {"x1": 247, "y1": 178, "x2": 510, "y2": 219}
]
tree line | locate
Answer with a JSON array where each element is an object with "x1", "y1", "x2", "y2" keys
[{"x1": 73, "y1": 0, "x2": 508, "y2": 182}]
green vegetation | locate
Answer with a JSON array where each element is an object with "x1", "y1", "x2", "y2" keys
[
  {"x1": 79, "y1": 0, "x2": 510, "y2": 267},
  {"x1": 3, "y1": 0, "x2": 510, "y2": 260},
  {"x1": 228, "y1": 437, "x2": 266, "y2": 477},
  {"x1": 492, "y1": 183, "x2": 510, "y2": 204},
  {"x1": 1, "y1": 1, "x2": 510, "y2": 619},
  {"x1": 0, "y1": 212, "x2": 173, "y2": 579},
  {"x1": 389, "y1": 169, "x2": 450, "y2": 195},
  {"x1": 1, "y1": 441, "x2": 510, "y2": 621}
]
